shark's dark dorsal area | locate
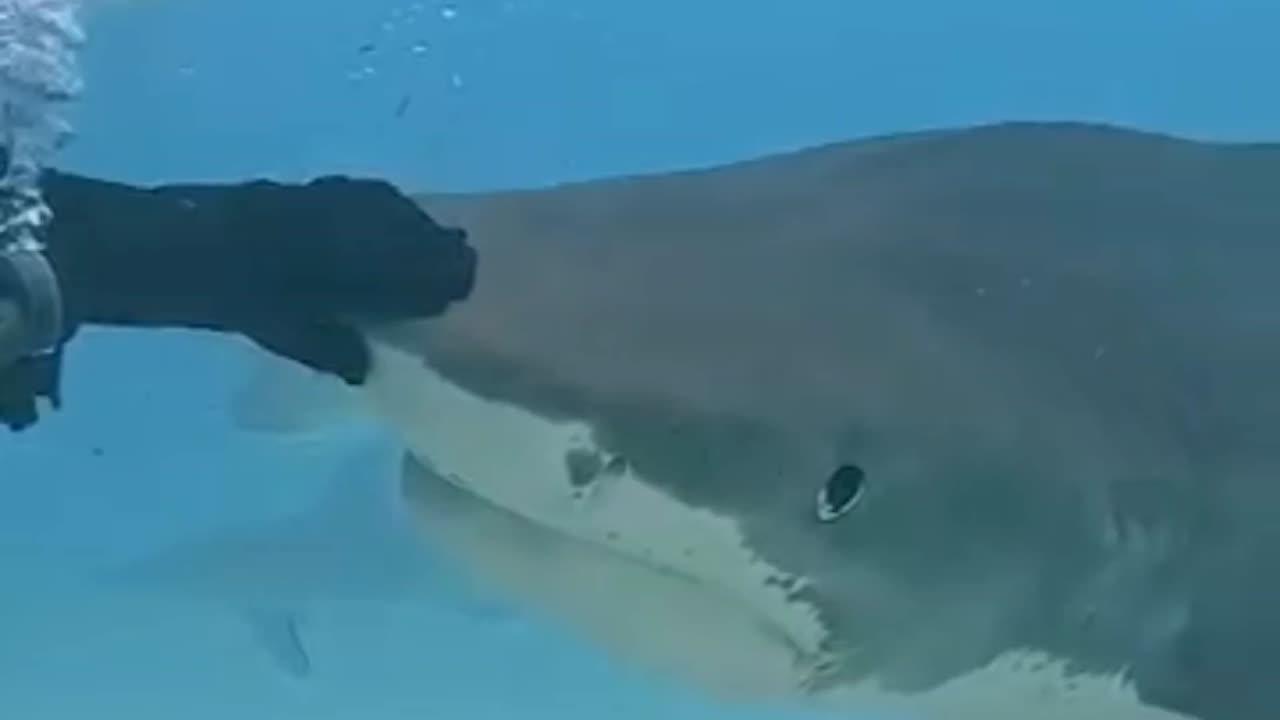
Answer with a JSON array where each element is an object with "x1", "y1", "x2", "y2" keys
[{"x1": 378, "y1": 122, "x2": 1280, "y2": 720}]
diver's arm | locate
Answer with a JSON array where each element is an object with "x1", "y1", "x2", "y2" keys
[
  {"x1": 40, "y1": 170, "x2": 476, "y2": 335},
  {"x1": 0, "y1": 170, "x2": 476, "y2": 430}
]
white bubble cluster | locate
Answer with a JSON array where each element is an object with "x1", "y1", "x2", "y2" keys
[{"x1": 0, "y1": 0, "x2": 84, "y2": 251}]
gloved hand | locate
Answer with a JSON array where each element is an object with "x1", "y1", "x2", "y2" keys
[
  {"x1": 0, "y1": 171, "x2": 476, "y2": 431},
  {"x1": 0, "y1": 350, "x2": 61, "y2": 431}
]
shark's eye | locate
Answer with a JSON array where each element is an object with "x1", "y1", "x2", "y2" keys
[{"x1": 817, "y1": 464, "x2": 866, "y2": 522}]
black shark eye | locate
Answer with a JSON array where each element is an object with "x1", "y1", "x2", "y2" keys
[{"x1": 817, "y1": 464, "x2": 865, "y2": 522}]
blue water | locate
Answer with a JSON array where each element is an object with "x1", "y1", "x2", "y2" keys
[{"x1": 1, "y1": 0, "x2": 1275, "y2": 717}]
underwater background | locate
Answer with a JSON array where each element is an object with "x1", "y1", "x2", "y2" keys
[{"x1": 0, "y1": 0, "x2": 1275, "y2": 718}]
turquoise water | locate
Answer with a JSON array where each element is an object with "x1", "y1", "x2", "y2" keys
[{"x1": 1, "y1": 1, "x2": 1275, "y2": 718}]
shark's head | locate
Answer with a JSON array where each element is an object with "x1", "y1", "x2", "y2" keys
[{"x1": 242, "y1": 122, "x2": 1280, "y2": 719}]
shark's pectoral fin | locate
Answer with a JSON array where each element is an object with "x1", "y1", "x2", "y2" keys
[{"x1": 242, "y1": 607, "x2": 312, "y2": 678}]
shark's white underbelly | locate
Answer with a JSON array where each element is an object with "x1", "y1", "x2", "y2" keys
[
  {"x1": 362, "y1": 341, "x2": 834, "y2": 689},
  {"x1": 399, "y1": 447, "x2": 835, "y2": 703}
]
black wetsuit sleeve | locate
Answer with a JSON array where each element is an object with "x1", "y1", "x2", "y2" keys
[
  {"x1": 39, "y1": 170, "x2": 476, "y2": 333},
  {"x1": 26, "y1": 170, "x2": 474, "y2": 388}
]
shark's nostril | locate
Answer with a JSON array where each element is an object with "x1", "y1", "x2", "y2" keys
[
  {"x1": 565, "y1": 447, "x2": 603, "y2": 490},
  {"x1": 565, "y1": 447, "x2": 630, "y2": 498},
  {"x1": 817, "y1": 464, "x2": 866, "y2": 522}
]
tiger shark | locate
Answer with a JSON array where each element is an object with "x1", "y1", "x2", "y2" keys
[
  {"x1": 236, "y1": 121, "x2": 1280, "y2": 720},
  {"x1": 101, "y1": 434, "x2": 509, "y2": 678}
]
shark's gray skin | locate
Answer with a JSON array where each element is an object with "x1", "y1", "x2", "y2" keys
[{"x1": 365, "y1": 122, "x2": 1280, "y2": 720}]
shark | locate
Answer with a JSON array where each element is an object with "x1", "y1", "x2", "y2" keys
[
  {"x1": 236, "y1": 121, "x2": 1280, "y2": 720},
  {"x1": 100, "y1": 432, "x2": 509, "y2": 678}
]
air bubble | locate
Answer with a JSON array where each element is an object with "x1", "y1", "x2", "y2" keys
[{"x1": 0, "y1": 0, "x2": 86, "y2": 250}]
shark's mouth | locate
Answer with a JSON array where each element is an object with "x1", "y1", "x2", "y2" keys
[{"x1": 361, "y1": 340, "x2": 840, "y2": 696}]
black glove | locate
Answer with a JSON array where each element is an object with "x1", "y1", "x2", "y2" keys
[
  {"x1": 0, "y1": 171, "x2": 476, "y2": 431},
  {"x1": 0, "y1": 350, "x2": 61, "y2": 431}
]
